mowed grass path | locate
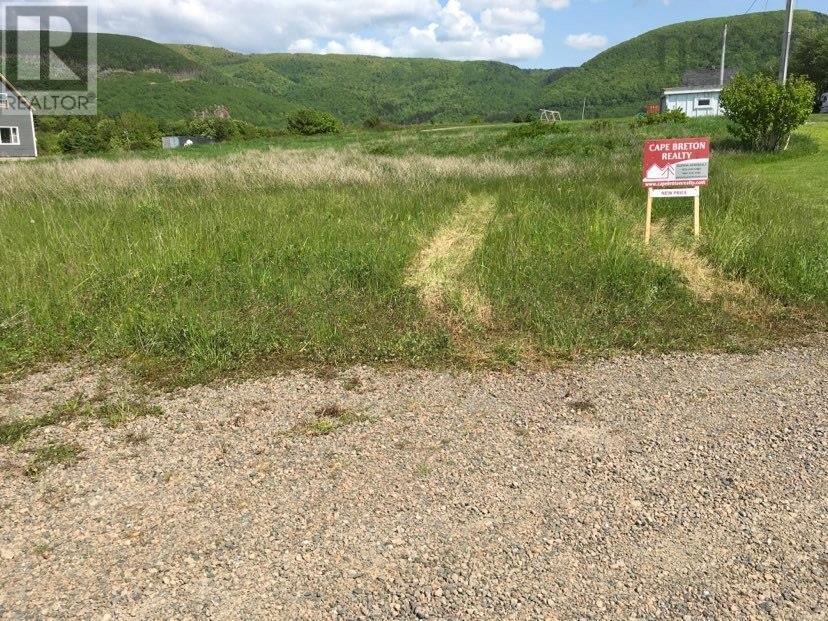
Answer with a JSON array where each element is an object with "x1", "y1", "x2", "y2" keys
[{"x1": 1, "y1": 120, "x2": 825, "y2": 384}]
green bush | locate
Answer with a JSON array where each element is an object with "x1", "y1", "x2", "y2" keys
[
  {"x1": 512, "y1": 113, "x2": 536, "y2": 124},
  {"x1": 57, "y1": 118, "x2": 106, "y2": 154},
  {"x1": 720, "y1": 73, "x2": 816, "y2": 152},
  {"x1": 505, "y1": 121, "x2": 569, "y2": 140},
  {"x1": 362, "y1": 116, "x2": 399, "y2": 131},
  {"x1": 632, "y1": 109, "x2": 688, "y2": 127},
  {"x1": 363, "y1": 115, "x2": 383, "y2": 129},
  {"x1": 110, "y1": 112, "x2": 160, "y2": 151},
  {"x1": 589, "y1": 119, "x2": 613, "y2": 132},
  {"x1": 188, "y1": 116, "x2": 240, "y2": 142},
  {"x1": 287, "y1": 108, "x2": 342, "y2": 135}
]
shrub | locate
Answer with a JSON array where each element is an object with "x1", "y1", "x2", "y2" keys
[
  {"x1": 632, "y1": 108, "x2": 688, "y2": 127},
  {"x1": 512, "y1": 113, "x2": 536, "y2": 124},
  {"x1": 58, "y1": 118, "x2": 105, "y2": 154},
  {"x1": 362, "y1": 116, "x2": 399, "y2": 131},
  {"x1": 110, "y1": 112, "x2": 160, "y2": 151},
  {"x1": 505, "y1": 120, "x2": 569, "y2": 140},
  {"x1": 287, "y1": 108, "x2": 342, "y2": 135},
  {"x1": 720, "y1": 73, "x2": 815, "y2": 152},
  {"x1": 188, "y1": 116, "x2": 240, "y2": 142},
  {"x1": 589, "y1": 119, "x2": 613, "y2": 132}
]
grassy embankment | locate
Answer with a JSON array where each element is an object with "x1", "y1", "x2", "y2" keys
[{"x1": 0, "y1": 117, "x2": 825, "y2": 385}]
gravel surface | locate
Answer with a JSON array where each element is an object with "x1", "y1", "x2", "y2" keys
[{"x1": 1, "y1": 339, "x2": 826, "y2": 620}]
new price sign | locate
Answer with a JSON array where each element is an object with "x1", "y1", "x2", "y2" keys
[{"x1": 642, "y1": 137, "x2": 711, "y2": 243}]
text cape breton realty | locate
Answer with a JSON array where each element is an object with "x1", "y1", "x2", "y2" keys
[
  {"x1": 648, "y1": 139, "x2": 710, "y2": 161},
  {"x1": 643, "y1": 137, "x2": 710, "y2": 188}
]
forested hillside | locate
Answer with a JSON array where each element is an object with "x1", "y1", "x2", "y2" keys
[
  {"x1": 545, "y1": 10, "x2": 828, "y2": 118},
  {"x1": 173, "y1": 46, "x2": 571, "y2": 124},
  {"x1": 5, "y1": 9, "x2": 826, "y2": 126}
]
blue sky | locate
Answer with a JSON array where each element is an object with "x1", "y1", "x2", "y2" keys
[{"x1": 96, "y1": 0, "x2": 827, "y2": 68}]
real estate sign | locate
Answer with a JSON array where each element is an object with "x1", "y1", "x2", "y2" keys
[{"x1": 642, "y1": 137, "x2": 710, "y2": 188}]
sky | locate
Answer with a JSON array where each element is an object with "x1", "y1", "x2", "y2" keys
[{"x1": 94, "y1": 0, "x2": 828, "y2": 68}]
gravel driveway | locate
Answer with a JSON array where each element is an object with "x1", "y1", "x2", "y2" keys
[{"x1": 1, "y1": 339, "x2": 826, "y2": 620}]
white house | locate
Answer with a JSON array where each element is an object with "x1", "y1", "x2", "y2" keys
[{"x1": 661, "y1": 69, "x2": 736, "y2": 118}]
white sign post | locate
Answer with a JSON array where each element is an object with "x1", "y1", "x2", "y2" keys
[{"x1": 646, "y1": 187, "x2": 702, "y2": 244}]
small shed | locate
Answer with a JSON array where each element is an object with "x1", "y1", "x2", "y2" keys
[
  {"x1": 661, "y1": 69, "x2": 737, "y2": 118},
  {"x1": 0, "y1": 72, "x2": 37, "y2": 159},
  {"x1": 162, "y1": 135, "x2": 214, "y2": 150}
]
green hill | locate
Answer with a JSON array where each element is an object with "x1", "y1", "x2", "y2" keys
[
  {"x1": 6, "y1": 9, "x2": 827, "y2": 126},
  {"x1": 544, "y1": 10, "x2": 828, "y2": 117},
  {"x1": 172, "y1": 45, "x2": 571, "y2": 124}
]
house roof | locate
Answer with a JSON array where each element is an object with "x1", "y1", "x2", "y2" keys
[
  {"x1": 682, "y1": 69, "x2": 737, "y2": 88},
  {"x1": 662, "y1": 68, "x2": 737, "y2": 96},
  {"x1": 0, "y1": 73, "x2": 34, "y2": 111},
  {"x1": 663, "y1": 86, "x2": 724, "y2": 96}
]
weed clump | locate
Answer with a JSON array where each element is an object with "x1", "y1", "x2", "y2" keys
[
  {"x1": 291, "y1": 404, "x2": 374, "y2": 437},
  {"x1": 0, "y1": 393, "x2": 163, "y2": 447},
  {"x1": 25, "y1": 443, "x2": 83, "y2": 478}
]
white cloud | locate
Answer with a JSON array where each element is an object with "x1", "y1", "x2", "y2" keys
[
  {"x1": 481, "y1": 7, "x2": 544, "y2": 33},
  {"x1": 96, "y1": 0, "x2": 552, "y2": 62},
  {"x1": 565, "y1": 32, "x2": 608, "y2": 50},
  {"x1": 287, "y1": 38, "x2": 315, "y2": 53},
  {"x1": 393, "y1": 0, "x2": 543, "y2": 60},
  {"x1": 321, "y1": 40, "x2": 346, "y2": 54},
  {"x1": 342, "y1": 35, "x2": 393, "y2": 57}
]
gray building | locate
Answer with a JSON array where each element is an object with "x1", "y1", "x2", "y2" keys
[
  {"x1": 0, "y1": 73, "x2": 37, "y2": 159},
  {"x1": 661, "y1": 69, "x2": 737, "y2": 119}
]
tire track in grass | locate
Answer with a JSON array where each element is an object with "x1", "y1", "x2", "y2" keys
[
  {"x1": 647, "y1": 221, "x2": 777, "y2": 321},
  {"x1": 610, "y1": 193, "x2": 777, "y2": 322},
  {"x1": 406, "y1": 194, "x2": 495, "y2": 341}
]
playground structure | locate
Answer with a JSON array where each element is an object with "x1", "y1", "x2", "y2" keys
[{"x1": 540, "y1": 109, "x2": 562, "y2": 124}]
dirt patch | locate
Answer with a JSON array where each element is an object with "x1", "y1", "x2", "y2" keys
[
  {"x1": 406, "y1": 194, "x2": 496, "y2": 328},
  {"x1": 0, "y1": 339, "x2": 826, "y2": 619}
]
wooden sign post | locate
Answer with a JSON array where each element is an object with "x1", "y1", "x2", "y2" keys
[
  {"x1": 642, "y1": 137, "x2": 710, "y2": 244},
  {"x1": 645, "y1": 187, "x2": 701, "y2": 244}
]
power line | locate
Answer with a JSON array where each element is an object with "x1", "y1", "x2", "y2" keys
[{"x1": 743, "y1": 0, "x2": 761, "y2": 14}]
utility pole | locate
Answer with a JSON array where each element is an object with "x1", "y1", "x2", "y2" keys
[
  {"x1": 720, "y1": 24, "x2": 728, "y2": 86},
  {"x1": 581, "y1": 98, "x2": 586, "y2": 120},
  {"x1": 778, "y1": 0, "x2": 795, "y2": 85}
]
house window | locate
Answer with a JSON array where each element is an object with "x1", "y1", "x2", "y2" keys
[
  {"x1": 0, "y1": 127, "x2": 20, "y2": 145},
  {"x1": 696, "y1": 98, "x2": 713, "y2": 108}
]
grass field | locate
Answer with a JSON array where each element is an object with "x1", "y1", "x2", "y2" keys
[{"x1": 1, "y1": 117, "x2": 825, "y2": 385}]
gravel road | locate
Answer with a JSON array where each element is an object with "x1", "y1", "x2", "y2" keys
[{"x1": 1, "y1": 339, "x2": 826, "y2": 620}]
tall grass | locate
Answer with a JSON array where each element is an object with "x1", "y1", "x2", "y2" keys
[
  {"x1": 474, "y1": 165, "x2": 751, "y2": 356},
  {"x1": 1, "y1": 118, "x2": 824, "y2": 384},
  {"x1": 0, "y1": 159, "x2": 492, "y2": 382}
]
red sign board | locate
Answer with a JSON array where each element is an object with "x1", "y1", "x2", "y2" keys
[{"x1": 643, "y1": 137, "x2": 710, "y2": 188}]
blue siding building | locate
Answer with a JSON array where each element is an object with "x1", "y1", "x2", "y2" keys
[{"x1": 0, "y1": 73, "x2": 37, "y2": 159}]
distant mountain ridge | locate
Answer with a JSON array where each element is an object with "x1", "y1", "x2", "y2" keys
[{"x1": 5, "y1": 9, "x2": 827, "y2": 125}]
